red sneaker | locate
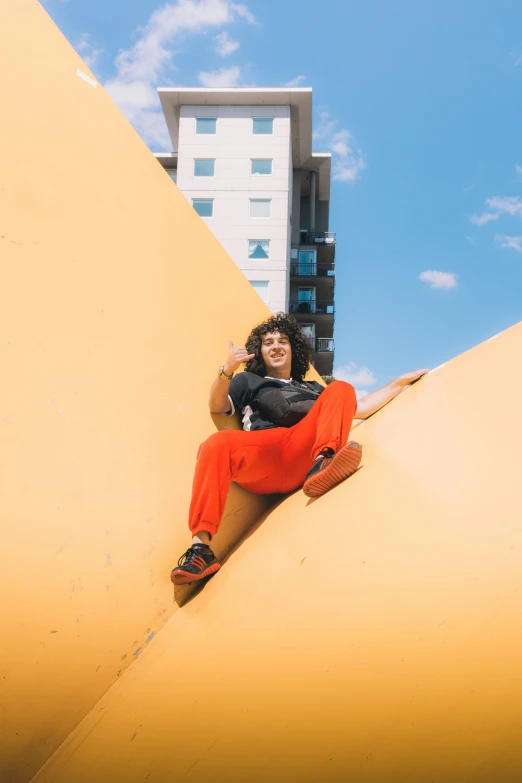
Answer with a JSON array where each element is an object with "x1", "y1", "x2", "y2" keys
[{"x1": 303, "y1": 442, "x2": 362, "y2": 498}]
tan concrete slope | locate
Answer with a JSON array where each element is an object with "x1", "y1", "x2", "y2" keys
[
  {"x1": 0, "y1": 3, "x2": 287, "y2": 781},
  {"x1": 31, "y1": 323, "x2": 522, "y2": 783}
]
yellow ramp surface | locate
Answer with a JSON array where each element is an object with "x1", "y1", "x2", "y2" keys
[
  {"x1": 0, "y1": 3, "x2": 278, "y2": 781},
  {"x1": 33, "y1": 323, "x2": 522, "y2": 783}
]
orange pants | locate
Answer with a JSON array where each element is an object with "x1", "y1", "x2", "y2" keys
[{"x1": 189, "y1": 380, "x2": 357, "y2": 537}]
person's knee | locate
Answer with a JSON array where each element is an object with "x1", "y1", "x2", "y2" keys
[
  {"x1": 325, "y1": 379, "x2": 356, "y2": 398},
  {"x1": 197, "y1": 430, "x2": 233, "y2": 459}
]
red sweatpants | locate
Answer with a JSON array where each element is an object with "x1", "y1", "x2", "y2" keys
[{"x1": 189, "y1": 380, "x2": 357, "y2": 538}]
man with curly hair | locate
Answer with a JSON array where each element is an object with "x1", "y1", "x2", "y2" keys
[{"x1": 171, "y1": 313, "x2": 427, "y2": 584}]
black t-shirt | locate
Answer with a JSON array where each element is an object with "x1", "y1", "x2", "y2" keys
[{"x1": 226, "y1": 372, "x2": 324, "y2": 431}]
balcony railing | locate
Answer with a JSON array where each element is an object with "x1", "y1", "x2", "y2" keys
[
  {"x1": 299, "y1": 231, "x2": 336, "y2": 245},
  {"x1": 290, "y1": 262, "x2": 335, "y2": 277},
  {"x1": 289, "y1": 300, "x2": 335, "y2": 315},
  {"x1": 305, "y1": 337, "x2": 334, "y2": 353},
  {"x1": 316, "y1": 338, "x2": 334, "y2": 352}
]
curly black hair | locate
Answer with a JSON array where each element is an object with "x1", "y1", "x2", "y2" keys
[{"x1": 244, "y1": 312, "x2": 312, "y2": 381}]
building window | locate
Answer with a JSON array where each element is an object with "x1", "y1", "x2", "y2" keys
[
  {"x1": 192, "y1": 199, "x2": 213, "y2": 217},
  {"x1": 248, "y1": 240, "x2": 270, "y2": 259},
  {"x1": 253, "y1": 118, "x2": 273, "y2": 135},
  {"x1": 166, "y1": 170, "x2": 177, "y2": 184},
  {"x1": 251, "y1": 281, "x2": 269, "y2": 303},
  {"x1": 300, "y1": 324, "x2": 315, "y2": 347},
  {"x1": 196, "y1": 117, "x2": 216, "y2": 134},
  {"x1": 194, "y1": 159, "x2": 215, "y2": 177},
  {"x1": 296, "y1": 249, "x2": 316, "y2": 275},
  {"x1": 249, "y1": 199, "x2": 271, "y2": 218},
  {"x1": 297, "y1": 287, "x2": 316, "y2": 313},
  {"x1": 251, "y1": 159, "x2": 273, "y2": 175}
]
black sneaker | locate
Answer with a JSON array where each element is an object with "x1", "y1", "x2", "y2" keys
[
  {"x1": 303, "y1": 442, "x2": 362, "y2": 498},
  {"x1": 170, "y1": 544, "x2": 221, "y2": 585}
]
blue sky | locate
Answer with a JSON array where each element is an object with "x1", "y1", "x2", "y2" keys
[{"x1": 44, "y1": 0, "x2": 522, "y2": 393}]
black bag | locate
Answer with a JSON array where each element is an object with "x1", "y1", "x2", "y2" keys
[{"x1": 256, "y1": 383, "x2": 322, "y2": 428}]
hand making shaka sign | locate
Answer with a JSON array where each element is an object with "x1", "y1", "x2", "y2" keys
[{"x1": 223, "y1": 340, "x2": 256, "y2": 377}]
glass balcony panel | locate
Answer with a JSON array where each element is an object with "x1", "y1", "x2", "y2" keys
[{"x1": 289, "y1": 300, "x2": 334, "y2": 315}]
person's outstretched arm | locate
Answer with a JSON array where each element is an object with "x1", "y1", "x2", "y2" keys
[
  {"x1": 209, "y1": 340, "x2": 255, "y2": 414},
  {"x1": 354, "y1": 369, "x2": 429, "y2": 420}
]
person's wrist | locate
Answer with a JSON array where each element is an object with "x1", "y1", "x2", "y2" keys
[{"x1": 221, "y1": 365, "x2": 235, "y2": 379}]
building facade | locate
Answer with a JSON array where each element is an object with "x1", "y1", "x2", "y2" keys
[{"x1": 154, "y1": 88, "x2": 336, "y2": 376}]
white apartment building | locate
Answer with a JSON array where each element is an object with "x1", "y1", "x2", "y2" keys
[{"x1": 154, "y1": 88, "x2": 336, "y2": 375}]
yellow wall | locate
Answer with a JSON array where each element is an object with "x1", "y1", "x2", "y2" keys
[
  {"x1": 0, "y1": 3, "x2": 290, "y2": 780},
  {"x1": 31, "y1": 322, "x2": 522, "y2": 783}
]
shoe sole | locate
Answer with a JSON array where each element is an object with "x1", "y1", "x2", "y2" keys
[
  {"x1": 170, "y1": 562, "x2": 221, "y2": 585},
  {"x1": 303, "y1": 441, "x2": 362, "y2": 498}
]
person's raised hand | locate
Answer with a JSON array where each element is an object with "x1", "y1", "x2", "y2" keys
[
  {"x1": 397, "y1": 369, "x2": 429, "y2": 387},
  {"x1": 223, "y1": 340, "x2": 256, "y2": 376}
]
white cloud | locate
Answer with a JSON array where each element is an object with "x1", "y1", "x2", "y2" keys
[
  {"x1": 470, "y1": 195, "x2": 522, "y2": 226},
  {"x1": 516, "y1": 164, "x2": 522, "y2": 175},
  {"x1": 313, "y1": 111, "x2": 366, "y2": 183},
  {"x1": 111, "y1": 1, "x2": 241, "y2": 82},
  {"x1": 418, "y1": 270, "x2": 458, "y2": 289},
  {"x1": 77, "y1": 33, "x2": 103, "y2": 69},
  {"x1": 198, "y1": 65, "x2": 241, "y2": 87},
  {"x1": 329, "y1": 129, "x2": 352, "y2": 157},
  {"x1": 488, "y1": 195, "x2": 522, "y2": 216},
  {"x1": 333, "y1": 362, "x2": 377, "y2": 388},
  {"x1": 104, "y1": 0, "x2": 255, "y2": 147},
  {"x1": 470, "y1": 211, "x2": 500, "y2": 227},
  {"x1": 333, "y1": 157, "x2": 366, "y2": 182},
  {"x1": 104, "y1": 79, "x2": 169, "y2": 147},
  {"x1": 312, "y1": 112, "x2": 337, "y2": 142},
  {"x1": 495, "y1": 234, "x2": 522, "y2": 253},
  {"x1": 230, "y1": 2, "x2": 257, "y2": 23},
  {"x1": 214, "y1": 31, "x2": 240, "y2": 56},
  {"x1": 331, "y1": 129, "x2": 366, "y2": 181},
  {"x1": 333, "y1": 162, "x2": 366, "y2": 182},
  {"x1": 285, "y1": 75, "x2": 306, "y2": 87}
]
